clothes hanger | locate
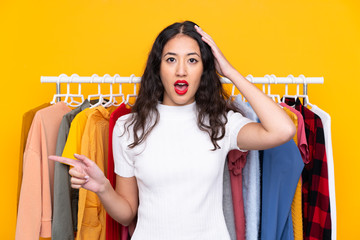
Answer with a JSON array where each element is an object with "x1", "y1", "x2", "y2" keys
[
  {"x1": 98, "y1": 74, "x2": 118, "y2": 108},
  {"x1": 88, "y1": 74, "x2": 104, "y2": 108},
  {"x1": 102, "y1": 74, "x2": 125, "y2": 107},
  {"x1": 65, "y1": 74, "x2": 84, "y2": 107},
  {"x1": 296, "y1": 74, "x2": 314, "y2": 108},
  {"x1": 101, "y1": 75, "x2": 115, "y2": 108},
  {"x1": 125, "y1": 74, "x2": 138, "y2": 107},
  {"x1": 264, "y1": 74, "x2": 281, "y2": 103},
  {"x1": 50, "y1": 74, "x2": 67, "y2": 104},
  {"x1": 49, "y1": 73, "x2": 84, "y2": 106},
  {"x1": 281, "y1": 74, "x2": 298, "y2": 103},
  {"x1": 112, "y1": 74, "x2": 126, "y2": 106}
]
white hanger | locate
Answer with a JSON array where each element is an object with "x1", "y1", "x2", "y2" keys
[
  {"x1": 65, "y1": 74, "x2": 84, "y2": 107},
  {"x1": 281, "y1": 74, "x2": 298, "y2": 103},
  {"x1": 270, "y1": 74, "x2": 281, "y2": 103},
  {"x1": 112, "y1": 74, "x2": 126, "y2": 106},
  {"x1": 100, "y1": 74, "x2": 117, "y2": 108},
  {"x1": 102, "y1": 74, "x2": 125, "y2": 107},
  {"x1": 125, "y1": 74, "x2": 137, "y2": 107},
  {"x1": 264, "y1": 74, "x2": 281, "y2": 103},
  {"x1": 88, "y1": 74, "x2": 104, "y2": 108},
  {"x1": 297, "y1": 75, "x2": 314, "y2": 108},
  {"x1": 50, "y1": 74, "x2": 84, "y2": 106},
  {"x1": 50, "y1": 74, "x2": 67, "y2": 104}
]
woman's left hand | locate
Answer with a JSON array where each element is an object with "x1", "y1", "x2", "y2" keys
[{"x1": 195, "y1": 25, "x2": 236, "y2": 78}]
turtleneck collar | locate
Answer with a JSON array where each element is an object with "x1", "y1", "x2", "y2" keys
[{"x1": 157, "y1": 101, "x2": 197, "y2": 120}]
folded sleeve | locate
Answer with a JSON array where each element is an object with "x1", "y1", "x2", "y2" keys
[
  {"x1": 112, "y1": 119, "x2": 135, "y2": 177},
  {"x1": 226, "y1": 110, "x2": 254, "y2": 152}
]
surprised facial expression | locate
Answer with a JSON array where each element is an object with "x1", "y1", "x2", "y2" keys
[{"x1": 160, "y1": 34, "x2": 203, "y2": 106}]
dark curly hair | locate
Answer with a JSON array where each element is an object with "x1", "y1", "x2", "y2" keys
[{"x1": 125, "y1": 20, "x2": 241, "y2": 150}]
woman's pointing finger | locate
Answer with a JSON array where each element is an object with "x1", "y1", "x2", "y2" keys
[{"x1": 48, "y1": 155, "x2": 77, "y2": 167}]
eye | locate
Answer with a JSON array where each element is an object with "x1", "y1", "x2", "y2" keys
[
  {"x1": 189, "y1": 58, "x2": 198, "y2": 63},
  {"x1": 166, "y1": 57, "x2": 176, "y2": 63}
]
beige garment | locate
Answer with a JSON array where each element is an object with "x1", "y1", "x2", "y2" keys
[
  {"x1": 17, "y1": 102, "x2": 51, "y2": 213},
  {"x1": 16, "y1": 102, "x2": 71, "y2": 240}
]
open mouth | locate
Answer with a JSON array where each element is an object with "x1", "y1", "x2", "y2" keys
[{"x1": 174, "y1": 80, "x2": 189, "y2": 95}]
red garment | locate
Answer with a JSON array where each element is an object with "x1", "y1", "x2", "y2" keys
[
  {"x1": 285, "y1": 98, "x2": 331, "y2": 240},
  {"x1": 280, "y1": 102, "x2": 309, "y2": 164},
  {"x1": 106, "y1": 103, "x2": 132, "y2": 240},
  {"x1": 227, "y1": 149, "x2": 248, "y2": 240}
]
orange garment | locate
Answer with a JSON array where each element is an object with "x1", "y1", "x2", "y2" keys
[
  {"x1": 76, "y1": 106, "x2": 116, "y2": 240},
  {"x1": 283, "y1": 107, "x2": 303, "y2": 240},
  {"x1": 17, "y1": 102, "x2": 50, "y2": 213},
  {"x1": 16, "y1": 102, "x2": 71, "y2": 240}
]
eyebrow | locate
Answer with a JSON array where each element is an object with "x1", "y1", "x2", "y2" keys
[{"x1": 163, "y1": 52, "x2": 200, "y2": 57}]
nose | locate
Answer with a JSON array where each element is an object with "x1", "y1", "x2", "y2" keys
[{"x1": 176, "y1": 60, "x2": 187, "y2": 77}]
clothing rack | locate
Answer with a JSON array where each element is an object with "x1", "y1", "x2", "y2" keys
[
  {"x1": 40, "y1": 73, "x2": 324, "y2": 99},
  {"x1": 38, "y1": 73, "x2": 335, "y2": 239}
]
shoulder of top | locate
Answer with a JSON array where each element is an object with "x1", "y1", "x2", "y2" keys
[
  {"x1": 116, "y1": 112, "x2": 135, "y2": 123},
  {"x1": 227, "y1": 110, "x2": 242, "y2": 117}
]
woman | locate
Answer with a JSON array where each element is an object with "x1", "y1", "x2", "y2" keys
[{"x1": 50, "y1": 21, "x2": 295, "y2": 239}]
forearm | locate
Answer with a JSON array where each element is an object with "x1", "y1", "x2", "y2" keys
[
  {"x1": 227, "y1": 69, "x2": 296, "y2": 140},
  {"x1": 96, "y1": 179, "x2": 136, "y2": 226}
]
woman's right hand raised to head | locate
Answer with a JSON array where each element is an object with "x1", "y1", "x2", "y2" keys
[
  {"x1": 49, "y1": 154, "x2": 108, "y2": 194},
  {"x1": 194, "y1": 25, "x2": 235, "y2": 79}
]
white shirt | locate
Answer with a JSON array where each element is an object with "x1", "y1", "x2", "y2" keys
[
  {"x1": 113, "y1": 102, "x2": 253, "y2": 240},
  {"x1": 310, "y1": 105, "x2": 336, "y2": 240}
]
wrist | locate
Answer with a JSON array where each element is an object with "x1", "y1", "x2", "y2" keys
[
  {"x1": 97, "y1": 177, "x2": 110, "y2": 195},
  {"x1": 223, "y1": 67, "x2": 240, "y2": 80}
]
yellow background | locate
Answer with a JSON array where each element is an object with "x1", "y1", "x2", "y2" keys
[{"x1": 1, "y1": 0, "x2": 359, "y2": 238}]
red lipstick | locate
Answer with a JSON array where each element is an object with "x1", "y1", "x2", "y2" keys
[{"x1": 174, "y1": 80, "x2": 189, "y2": 95}]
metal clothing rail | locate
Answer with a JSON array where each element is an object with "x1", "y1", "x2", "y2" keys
[
  {"x1": 40, "y1": 74, "x2": 324, "y2": 84},
  {"x1": 41, "y1": 73, "x2": 324, "y2": 97}
]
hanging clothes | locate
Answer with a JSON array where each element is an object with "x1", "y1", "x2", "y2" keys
[
  {"x1": 281, "y1": 105, "x2": 304, "y2": 240},
  {"x1": 234, "y1": 97, "x2": 261, "y2": 240},
  {"x1": 17, "y1": 78, "x2": 334, "y2": 240},
  {"x1": 227, "y1": 150, "x2": 248, "y2": 240},
  {"x1": 284, "y1": 98, "x2": 331, "y2": 240},
  {"x1": 17, "y1": 102, "x2": 51, "y2": 213},
  {"x1": 59, "y1": 107, "x2": 96, "y2": 239},
  {"x1": 16, "y1": 102, "x2": 71, "y2": 240},
  {"x1": 280, "y1": 103, "x2": 309, "y2": 164},
  {"x1": 281, "y1": 102, "x2": 310, "y2": 240},
  {"x1": 309, "y1": 105, "x2": 336, "y2": 240},
  {"x1": 76, "y1": 105, "x2": 116, "y2": 240},
  {"x1": 223, "y1": 160, "x2": 237, "y2": 240},
  {"x1": 261, "y1": 139, "x2": 304, "y2": 240},
  {"x1": 106, "y1": 103, "x2": 132, "y2": 240},
  {"x1": 234, "y1": 95, "x2": 261, "y2": 240},
  {"x1": 52, "y1": 100, "x2": 91, "y2": 240}
]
